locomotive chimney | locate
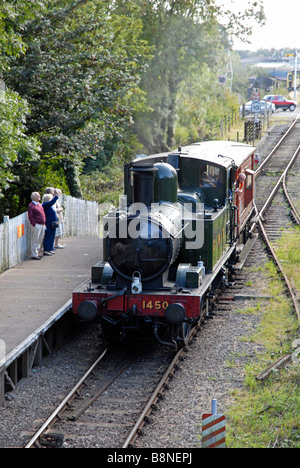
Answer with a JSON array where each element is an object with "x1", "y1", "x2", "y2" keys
[{"x1": 130, "y1": 163, "x2": 158, "y2": 206}]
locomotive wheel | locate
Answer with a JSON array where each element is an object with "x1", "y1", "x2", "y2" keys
[{"x1": 178, "y1": 322, "x2": 191, "y2": 347}]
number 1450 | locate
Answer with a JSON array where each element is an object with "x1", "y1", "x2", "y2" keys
[{"x1": 142, "y1": 300, "x2": 169, "y2": 310}]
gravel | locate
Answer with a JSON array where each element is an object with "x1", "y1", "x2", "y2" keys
[{"x1": 0, "y1": 323, "x2": 103, "y2": 448}]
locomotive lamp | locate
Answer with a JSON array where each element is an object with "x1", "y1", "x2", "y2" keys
[{"x1": 131, "y1": 271, "x2": 142, "y2": 294}]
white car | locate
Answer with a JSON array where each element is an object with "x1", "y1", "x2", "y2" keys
[{"x1": 240, "y1": 100, "x2": 275, "y2": 116}]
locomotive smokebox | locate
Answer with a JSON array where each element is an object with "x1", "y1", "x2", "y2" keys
[
  {"x1": 104, "y1": 161, "x2": 182, "y2": 286},
  {"x1": 131, "y1": 163, "x2": 158, "y2": 206}
]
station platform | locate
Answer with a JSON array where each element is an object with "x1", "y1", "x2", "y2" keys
[{"x1": 0, "y1": 236, "x2": 102, "y2": 358}]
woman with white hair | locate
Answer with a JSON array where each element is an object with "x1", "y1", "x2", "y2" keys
[{"x1": 54, "y1": 188, "x2": 65, "y2": 249}]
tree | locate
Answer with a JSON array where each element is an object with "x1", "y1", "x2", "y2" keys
[
  {"x1": 132, "y1": 0, "x2": 265, "y2": 154},
  {"x1": 0, "y1": 0, "x2": 265, "y2": 213},
  {"x1": 4, "y1": 0, "x2": 150, "y2": 197},
  {"x1": 0, "y1": 1, "x2": 42, "y2": 215},
  {"x1": 0, "y1": 87, "x2": 40, "y2": 212},
  {"x1": 174, "y1": 63, "x2": 239, "y2": 144}
]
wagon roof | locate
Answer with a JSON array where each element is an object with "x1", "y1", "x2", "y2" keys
[
  {"x1": 180, "y1": 141, "x2": 255, "y2": 168},
  {"x1": 134, "y1": 141, "x2": 255, "y2": 170}
]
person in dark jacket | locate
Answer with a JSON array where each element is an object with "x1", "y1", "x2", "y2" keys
[{"x1": 42, "y1": 192, "x2": 59, "y2": 256}]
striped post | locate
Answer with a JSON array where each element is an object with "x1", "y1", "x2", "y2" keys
[{"x1": 202, "y1": 399, "x2": 226, "y2": 448}]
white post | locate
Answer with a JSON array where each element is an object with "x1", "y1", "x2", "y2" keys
[
  {"x1": 294, "y1": 51, "x2": 297, "y2": 102},
  {"x1": 212, "y1": 398, "x2": 217, "y2": 415}
]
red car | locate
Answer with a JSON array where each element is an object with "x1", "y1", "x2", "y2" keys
[{"x1": 263, "y1": 95, "x2": 297, "y2": 112}]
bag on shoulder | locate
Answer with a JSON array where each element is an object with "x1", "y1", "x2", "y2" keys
[{"x1": 51, "y1": 220, "x2": 59, "y2": 230}]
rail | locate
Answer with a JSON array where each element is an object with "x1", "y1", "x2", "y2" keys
[
  {"x1": 25, "y1": 347, "x2": 109, "y2": 448},
  {"x1": 122, "y1": 339, "x2": 191, "y2": 448},
  {"x1": 283, "y1": 172, "x2": 300, "y2": 225},
  {"x1": 258, "y1": 142, "x2": 300, "y2": 221},
  {"x1": 24, "y1": 327, "x2": 194, "y2": 449},
  {"x1": 255, "y1": 114, "x2": 300, "y2": 177}
]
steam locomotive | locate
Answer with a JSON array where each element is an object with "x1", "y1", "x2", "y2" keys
[{"x1": 73, "y1": 141, "x2": 256, "y2": 348}]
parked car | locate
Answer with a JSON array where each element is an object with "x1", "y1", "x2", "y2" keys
[
  {"x1": 239, "y1": 100, "x2": 275, "y2": 116},
  {"x1": 263, "y1": 95, "x2": 297, "y2": 111}
]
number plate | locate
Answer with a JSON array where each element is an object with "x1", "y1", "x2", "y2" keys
[{"x1": 142, "y1": 300, "x2": 169, "y2": 310}]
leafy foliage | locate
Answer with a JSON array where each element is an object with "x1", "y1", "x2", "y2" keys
[
  {"x1": 175, "y1": 64, "x2": 240, "y2": 144},
  {"x1": 4, "y1": 0, "x2": 151, "y2": 200},
  {"x1": 132, "y1": 1, "x2": 225, "y2": 152},
  {"x1": 132, "y1": 0, "x2": 263, "y2": 154}
]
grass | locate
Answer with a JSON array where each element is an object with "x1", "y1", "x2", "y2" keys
[
  {"x1": 225, "y1": 227, "x2": 300, "y2": 448},
  {"x1": 275, "y1": 226, "x2": 300, "y2": 291}
]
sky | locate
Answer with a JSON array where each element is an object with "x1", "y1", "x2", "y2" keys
[{"x1": 217, "y1": 0, "x2": 300, "y2": 51}]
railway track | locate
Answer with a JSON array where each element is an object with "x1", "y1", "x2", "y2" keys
[
  {"x1": 25, "y1": 333, "x2": 195, "y2": 448},
  {"x1": 209, "y1": 117, "x2": 300, "y2": 346},
  {"x1": 252, "y1": 116, "x2": 300, "y2": 321}
]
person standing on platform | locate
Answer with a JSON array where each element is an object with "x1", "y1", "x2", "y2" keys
[
  {"x1": 42, "y1": 192, "x2": 59, "y2": 256},
  {"x1": 28, "y1": 192, "x2": 46, "y2": 260},
  {"x1": 54, "y1": 188, "x2": 65, "y2": 249},
  {"x1": 45, "y1": 187, "x2": 55, "y2": 196}
]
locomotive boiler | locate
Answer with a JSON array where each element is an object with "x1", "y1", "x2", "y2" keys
[{"x1": 73, "y1": 141, "x2": 256, "y2": 348}]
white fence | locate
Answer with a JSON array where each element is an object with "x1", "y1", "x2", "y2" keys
[
  {"x1": 0, "y1": 196, "x2": 99, "y2": 273},
  {"x1": 0, "y1": 213, "x2": 31, "y2": 272},
  {"x1": 63, "y1": 196, "x2": 99, "y2": 237}
]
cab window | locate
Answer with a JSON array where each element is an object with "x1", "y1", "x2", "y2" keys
[{"x1": 179, "y1": 158, "x2": 226, "y2": 207}]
